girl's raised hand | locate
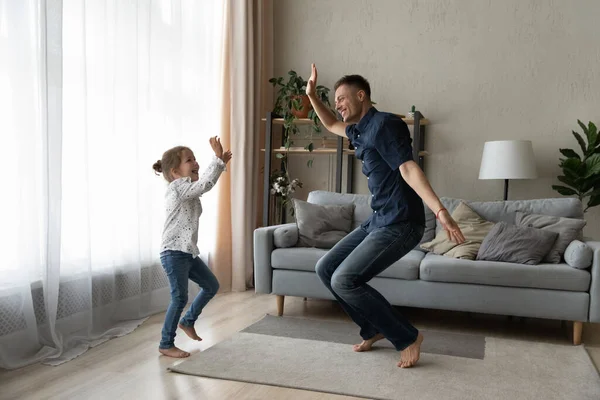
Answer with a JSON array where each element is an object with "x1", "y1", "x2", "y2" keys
[
  {"x1": 210, "y1": 136, "x2": 224, "y2": 159},
  {"x1": 221, "y1": 150, "x2": 232, "y2": 164}
]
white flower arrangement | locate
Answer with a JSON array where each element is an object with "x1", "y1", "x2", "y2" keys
[
  {"x1": 270, "y1": 171, "x2": 303, "y2": 219},
  {"x1": 270, "y1": 175, "x2": 302, "y2": 198}
]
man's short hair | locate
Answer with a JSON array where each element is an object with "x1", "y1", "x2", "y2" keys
[{"x1": 334, "y1": 75, "x2": 371, "y2": 99}]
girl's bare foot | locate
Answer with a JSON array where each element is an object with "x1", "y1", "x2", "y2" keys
[
  {"x1": 353, "y1": 333, "x2": 385, "y2": 352},
  {"x1": 159, "y1": 346, "x2": 190, "y2": 358},
  {"x1": 398, "y1": 333, "x2": 424, "y2": 368},
  {"x1": 178, "y1": 323, "x2": 202, "y2": 341}
]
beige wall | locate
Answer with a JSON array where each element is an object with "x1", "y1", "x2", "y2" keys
[{"x1": 271, "y1": 0, "x2": 600, "y2": 238}]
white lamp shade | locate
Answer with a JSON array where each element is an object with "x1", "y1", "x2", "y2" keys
[{"x1": 478, "y1": 140, "x2": 538, "y2": 180}]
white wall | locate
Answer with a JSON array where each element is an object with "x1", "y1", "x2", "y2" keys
[{"x1": 272, "y1": 0, "x2": 600, "y2": 237}]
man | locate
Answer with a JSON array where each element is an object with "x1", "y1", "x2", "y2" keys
[{"x1": 306, "y1": 64, "x2": 465, "y2": 368}]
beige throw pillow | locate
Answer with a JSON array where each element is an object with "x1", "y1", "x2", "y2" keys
[{"x1": 420, "y1": 201, "x2": 495, "y2": 259}]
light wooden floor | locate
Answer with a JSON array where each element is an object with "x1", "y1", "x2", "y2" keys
[{"x1": 1, "y1": 291, "x2": 599, "y2": 400}]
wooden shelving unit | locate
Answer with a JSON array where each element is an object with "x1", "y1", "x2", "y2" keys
[
  {"x1": 261, "y1": 148, "x2": 429, "y2": 156},
  {"x1": 260, "y1": 117, "x2": 430, "y2": 126},
  {"x1": 261, "y1": 111, "x2": 429, "y2": 226},
  {"x1": 261, "y1": 148, "x2": 339, "y2": 154}
]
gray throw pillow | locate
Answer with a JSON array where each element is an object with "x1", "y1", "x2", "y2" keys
[
  {"x1": 515, "y1": 212, "x2": 587, "y2": 263},
  {"x1": 564, "y1": 240, "x2": 593, "y2": 269},
  {"x1": 419, "y1": 203, "x2": 436, "y2": 246},
  {"x1": 273, "y1": 225, "x2": 299, "y2": 248},
  {"x1": 476, "y1": 222, "x2": 558, "y2": 265},
  {"x1": 294, "y1": 199, "x2": 354, "y2": 249}
]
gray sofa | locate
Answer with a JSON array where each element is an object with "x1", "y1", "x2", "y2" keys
[{"x1": 254, "y1": 190, "x2": 600, "y2": 345}]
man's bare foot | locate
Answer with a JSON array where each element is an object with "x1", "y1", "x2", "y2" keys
[
  {"x1": 398, "y1": 332, "x2": 424, "y2": 368},
  {"x1": 353, "y1": 333, "x2": 385, "y2": 352},
  {"x1": 178, "y1": 323, "x2": 202, "y2": 341},
  {"x1": 159, "y1": 346, "x2": 190, "y2": 358}
]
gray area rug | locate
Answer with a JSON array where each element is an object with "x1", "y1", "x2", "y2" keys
[
  {"x1": 243, "y1": 315, "x2": 485, "y2": 359},
  {"x1": 169, "y1": 314, "x2": 600, "y2": 400}
]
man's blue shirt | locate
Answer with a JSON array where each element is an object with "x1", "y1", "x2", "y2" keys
[{"x1": 345, "y1": 107, "x2": 425, "y2": 231}]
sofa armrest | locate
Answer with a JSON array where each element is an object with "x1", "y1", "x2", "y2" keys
[
  {"x1": 587, "y1": 241, "x2": 600, "y2": 322},
  {"x1": 253, "y1": 223, "x2": 296, "y2": 294}
]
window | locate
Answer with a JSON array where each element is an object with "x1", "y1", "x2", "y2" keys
[{"x1": 0, "y1": 0, "x2": 226, "y2": 286}]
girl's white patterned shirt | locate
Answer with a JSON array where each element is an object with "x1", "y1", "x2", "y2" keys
[{"x1": 160, "y1": 156, "x2": 226, "y2": 257}]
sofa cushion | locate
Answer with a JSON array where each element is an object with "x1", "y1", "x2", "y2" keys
[
  {"x1": 564, "y1": 240, "x2": 594, "y2": 270},
  {"x1": 435, "y1": 197, "x2": 584, "y2": 234},
  {"x1": 421, "y1": 204, "x2": 436, "y2": 245},
  {"x1": 420, "y1": 201, "x2": 495, "y2": 259},
  {"x1": 271, "y1": 248, "x2": 425, "y2": 280},
  {"x1": 294, "y1": 199, "x2": 354, "y2": 248},
  {"x1": 420, "y1": 253, "x2": 591, "y2": 292},
  {"x1": 378, "y1": 250, "x2": 425, "y2": 280},
  {"x1": 307, "y1": 190, "x2": 371, "y2": 228},
  {"x1": 307, "y1": 190, "x2": 434, "y2": 247},
  {"x1": 515, "y1": 212, "x2": 587, "y2": 263},
  {"x1": 476, "y1": 221, "x2": 558, "y2": 265},
  {"x1": 273, "y1": 224, "x2": 298, "y2": 248},
  {"x1": 271, "y1": 248, "x2": 328, "y2": 272}
]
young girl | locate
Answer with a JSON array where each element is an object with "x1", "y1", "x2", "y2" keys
[{"x1": 152, "y1": 136, "x2": 232, "y2": 358}]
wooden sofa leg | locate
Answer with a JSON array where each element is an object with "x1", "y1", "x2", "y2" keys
[
  {"x1": 276, "y1": 295, "x2": 285, "y2": 316},
  {"x1": 573, "y1": 321, "x2": 583, "y2": 345}
]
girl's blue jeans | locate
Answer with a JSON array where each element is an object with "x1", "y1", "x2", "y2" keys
[{"x1": 159, "y1": 250, "x2": 219, "y2": 349}]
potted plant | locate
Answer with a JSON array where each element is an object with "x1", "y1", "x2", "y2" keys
[
  {"x1": 552, "y1": 120, "x2": 600, "y2": 212},
  {"x1": 269, "y1": 70, "x2": 332, "y2": 153},
  {"x1": 266, "y1": 71, "x2": 332, "y2": 220}
]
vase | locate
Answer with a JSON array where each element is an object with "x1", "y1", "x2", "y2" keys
[
  {"x1": 291, "y1": 95, "x2": 312, "y2": 119},
  {"x1": 270, "y1": 195, "x2": 284, "y2": 225}
]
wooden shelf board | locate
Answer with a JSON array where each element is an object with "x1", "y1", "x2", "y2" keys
[
  {"x1": 404, "y1": 119, "x2": 429, "y2": 125},
  {"x1": 261, "y1": 148, "x2": 338, "y2": 154},
  {"x1": 261, "y1": 148, "x2": 429, "y2": 156},
  {"x1": 343, "y1": 150, "x2": 429, "y2": 156},
  {"x1": 261, "y1": 117, "x2": 429, "y2": 126}
]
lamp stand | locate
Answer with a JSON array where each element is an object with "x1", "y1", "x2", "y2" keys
[{"x1": 503, "y1": 179, "x2": 509, "y2": 201}]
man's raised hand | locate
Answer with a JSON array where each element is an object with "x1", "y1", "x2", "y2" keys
[{"x1": 306, "y1": 63, "x2": 317, "y2": 97}]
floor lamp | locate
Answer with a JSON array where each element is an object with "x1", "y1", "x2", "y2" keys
[{"x1": 478, "y1": 140, "x2": 538, "y2": 201}]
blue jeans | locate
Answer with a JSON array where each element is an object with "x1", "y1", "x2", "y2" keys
[
  {"x1": 315, "y1": 222, "x2": 424, "y2": 351},
  {"x1": 159, "y1": 250, "x2": 220, "y2": 349}
]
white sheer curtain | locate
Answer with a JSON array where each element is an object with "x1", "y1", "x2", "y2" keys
[{"x1": 0, "y1": 0, "x2": 225, "y2": 369}]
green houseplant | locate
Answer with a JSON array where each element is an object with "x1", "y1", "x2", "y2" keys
[
  {"x1": 269, "y1": 70, "x2": 332, "y2": 153},
  {"x1": 267, "y1": 70, "x2": 333, "y2": 219},
  {"x1": 553, "y1": 120, "x2": 600, "y2": 212}
]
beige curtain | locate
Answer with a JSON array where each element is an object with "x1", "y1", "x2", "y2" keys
[{"x1": 212, "y1": 0, "x2": 273, "y2": 292}]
